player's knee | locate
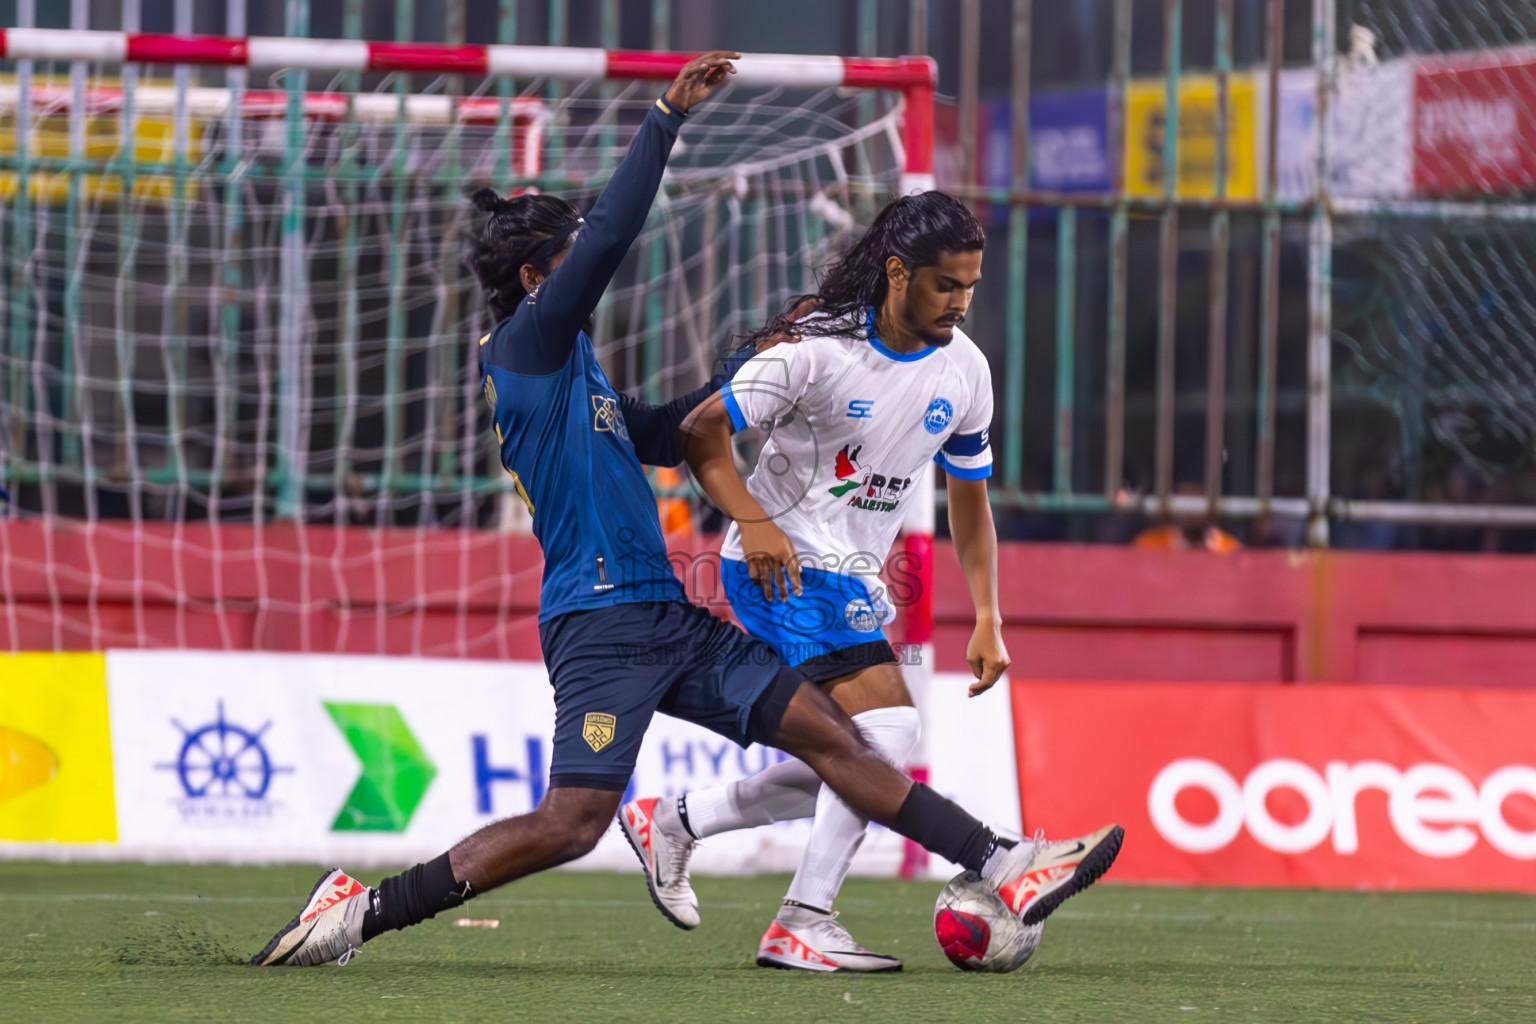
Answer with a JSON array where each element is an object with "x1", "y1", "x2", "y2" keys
[
  {"x1": 563, "y1": 810, "x2": 610, "y2": 858},
  {"x1": 550, "y1": 806, "x2": 610, "y2": 860},
  {"x1": 795, "y1": 710, "x2": 871, "y2": 768},
  {"x1": 533, "y1": 798, "x2": 613, "y2": 862}
]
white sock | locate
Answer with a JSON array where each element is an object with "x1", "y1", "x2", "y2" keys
[
  {"x1": 783, "y1": 706, "x2": 921, "y2": 912},
  {"x1": 682, "y1": 757, "x2": 822, "y2": 839}
]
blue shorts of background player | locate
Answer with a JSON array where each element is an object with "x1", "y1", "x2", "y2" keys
[
  {"x1": 720, "y1": 558, "x2": 899, "y2": 685},
  {"x1": 538, "y1": 598, "x2": 802, "y2": 788}
]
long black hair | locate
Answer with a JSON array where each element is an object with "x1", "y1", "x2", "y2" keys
[
  {"x1": 465, "y1": 188, "x2": 583, "y2": 321},
  {"x1": 746, "y1": 190, "x2": 985, "y2": 346}
]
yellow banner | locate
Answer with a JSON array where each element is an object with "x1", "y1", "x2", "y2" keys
[
  {"x1": 0, "y1": 76, "x2": 202, "y2": 203},
  {"x1": 1124, "y1": 75, "x2": 1259, "y2": 199},
  {"x1": 0, "y1": 653, "x2": 117, "y2": 843}
]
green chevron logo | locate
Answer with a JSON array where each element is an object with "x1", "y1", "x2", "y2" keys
[{"x1": 325, "y1": 702, "x2": 436, "y2": 833}]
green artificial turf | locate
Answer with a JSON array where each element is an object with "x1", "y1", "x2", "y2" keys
[{"x1": 0, "y1": 862, "x2": 1532, "y2": 1023}]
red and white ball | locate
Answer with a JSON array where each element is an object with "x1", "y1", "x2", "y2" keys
[{"x1": 933, "y1": 870, "x2": 1044, "y2": 973}]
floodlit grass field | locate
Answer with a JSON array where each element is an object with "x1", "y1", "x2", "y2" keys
[{"x1": 1, "y1": 862, "x2": 1532, "y2": 1023}]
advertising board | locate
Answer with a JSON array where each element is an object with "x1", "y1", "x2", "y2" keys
[{"x1": 1013, "y1": 680, "x2": 1536, "y2": 890}]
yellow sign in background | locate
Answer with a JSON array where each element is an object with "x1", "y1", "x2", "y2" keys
[
  {"x1": 0, "y1": 653, "x2": 118, "y2": 842},
  {"x1": 0, "y1": 77, "x2": 203, "y2": 203},
  {"x1": 1124, "y1": 75, "x2": 1260, "y2": 199}
]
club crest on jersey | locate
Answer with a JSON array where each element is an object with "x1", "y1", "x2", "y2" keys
[
  {"x1": 592, "y1": 395, "x2": 630, "y2": 441},
  {"x1": 582, "y1": 713, "x2": 617, "y2": 752},
  {"x1": 483, "y1": 375, "x2": 497, "y2": 411},
  {"x1": 924, "y1": 397, "x2": 954, "y2": 435}
]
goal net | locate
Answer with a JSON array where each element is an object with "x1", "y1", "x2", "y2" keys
[{"x1": 0, "y1": 33, "x2": 932, "y2": 654}]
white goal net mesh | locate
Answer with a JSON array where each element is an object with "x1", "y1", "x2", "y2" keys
[{"x1": 0, "y1": 65, "x2": 908, "y2": 654}]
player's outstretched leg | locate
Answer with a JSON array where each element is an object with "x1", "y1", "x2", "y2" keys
[
  {"x1": 985, "y1": 823, "x2": 1126, "y2": 926},
  {"x1": 250, "y1": 787, "x2": 620, "y2": 966},
  {"x1": 764, "y1": 679, "x2": 1123, "y2": 924}
]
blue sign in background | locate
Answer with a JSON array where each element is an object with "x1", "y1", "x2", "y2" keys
[{"x1": 978, "y1": 87, "x2": 1111, "y2": 223}]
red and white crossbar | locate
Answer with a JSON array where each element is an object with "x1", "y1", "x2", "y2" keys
[
  {"x1": 0, "y1": 29, "x2": 933, "y2": 89},
  {"x1": 0, "y1": 29, "x2": 936, "y2": 187}
]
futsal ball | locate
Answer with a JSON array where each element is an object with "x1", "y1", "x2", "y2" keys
[{"x1": 933, "y1": 870, "x2": 1043, "y2": 973}]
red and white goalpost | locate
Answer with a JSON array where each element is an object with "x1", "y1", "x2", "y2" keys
[
  {"x1": 0, "y1": 29, "x2": 945, "y2": 877},
  {"x1": 0, "y1": 26, "x2": 937, "y2": 697},
  {"x1": 0, "y1": 27, "x2": 934, "y2": 191}
]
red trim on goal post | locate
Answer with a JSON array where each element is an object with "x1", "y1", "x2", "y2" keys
[
  {"x1": 604, "y1": 49, "x2": 692, "y2": 81},
  {"x1": 125, "y1": 33, "x2": 248, "y2": 65},
  {"x1": 369, "y1": 42, "x2": 490, "y2": 75},
  {"x1": 900, "y1": 81, "x2": 937, "y2": 180}
]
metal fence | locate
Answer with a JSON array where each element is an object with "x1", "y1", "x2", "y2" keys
[{"x1": 2, "y1": 0, "x2": 1535, "y2": 547}]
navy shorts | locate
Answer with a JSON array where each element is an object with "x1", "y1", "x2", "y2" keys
[{"x1": 537, "y1": 600, "x2": 801, "y2": 791}]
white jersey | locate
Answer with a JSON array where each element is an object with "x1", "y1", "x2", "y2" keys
[{"x1": 718, "y1": 319, "x2": 994, "y2": 575}]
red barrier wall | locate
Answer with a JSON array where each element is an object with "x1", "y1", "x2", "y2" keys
[
  {"x1": 930, "y1": 544, "x2": 1536, "y2": 685},
  {"x1": 5, "y1": 520, "x2": 1535, "y2": 685}
]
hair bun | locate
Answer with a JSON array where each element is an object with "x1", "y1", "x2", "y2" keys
[{"x1": 471, "y1": 187, "x2": 509, "y2": 214}]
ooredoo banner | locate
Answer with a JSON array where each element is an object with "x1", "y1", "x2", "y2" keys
[{"x1": 1013, "y1": 681, "x2": 1536, "y2": 891}]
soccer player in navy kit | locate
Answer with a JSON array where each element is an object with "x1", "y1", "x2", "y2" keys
[{"x1": 251, "y1": 52, "x2": 1071, "y2": 968}]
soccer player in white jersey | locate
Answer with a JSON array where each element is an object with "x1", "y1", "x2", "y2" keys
[{"x1": 621, "y1": 192, "x2": 1122, "y2": 972}]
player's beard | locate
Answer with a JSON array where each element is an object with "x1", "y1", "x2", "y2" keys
[
  {"x1": 920, "y1": 317, "x2": 960, "y2": 347},
  {"x1": 895, "y1": 303, "x2": 959, "y2": 348}
]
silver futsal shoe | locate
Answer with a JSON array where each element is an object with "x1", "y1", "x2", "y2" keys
[
  {"x1": 250, "y1": 868, "x2": 371, "y2": 967},
  {"x1": 619, "y1": 796, "x2": 700, "y2": 929},
  {"x1": 756, "y1": 904, "x2": 903, "y2": 973}
]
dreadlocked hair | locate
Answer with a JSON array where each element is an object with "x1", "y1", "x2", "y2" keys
[
  {"x1": 465, "y1": 187, "x2": 582, "y2": 321},
  {"x1": 743, "y1": 190, "x2": 986, "y2": 349}
]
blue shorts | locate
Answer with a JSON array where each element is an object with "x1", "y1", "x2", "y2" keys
[
  {"x1": 721, "y1": 558, "x2": 899, "y2": 684},
  {"x1": 537, "y1": 600, "x2": 800, "y2": 790}
]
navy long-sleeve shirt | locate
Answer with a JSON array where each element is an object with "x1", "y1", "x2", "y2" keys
[{"x1": 478, "y1": 97, "x2": 732, "y2": 622}]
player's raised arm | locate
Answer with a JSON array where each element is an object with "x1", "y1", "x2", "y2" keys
[{"x1": 532, "y1": 51, "x2": 739, "y2": 342}]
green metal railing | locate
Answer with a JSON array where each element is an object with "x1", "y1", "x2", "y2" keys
[{"x1": 5, "y1": 0, "x2": 1536, "y2": 542}]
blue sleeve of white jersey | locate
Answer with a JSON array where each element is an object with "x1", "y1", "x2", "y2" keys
[
  {"x1": 936, "y1": 427, "x2": 992, "y2": 479},
  {"x1": 716, "y1": 345, "x2": 812, "y2": 434}
]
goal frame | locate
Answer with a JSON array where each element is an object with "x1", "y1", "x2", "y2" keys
[{"x1": 0, "y1": 29, "x2": 939, "y2": 669}]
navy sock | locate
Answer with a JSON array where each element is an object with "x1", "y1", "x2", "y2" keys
[
  {"x1": 361, "y1": 853, "x2": 471, "y2": 942},
  {"x1": 892, "y1": 782, "x2": 1010, "y2": 874}
]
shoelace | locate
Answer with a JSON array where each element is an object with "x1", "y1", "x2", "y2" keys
[
  {"x1": 335, "y1": 946, "x2": 358, "y2": 967},
  {"x1": 808, "y1": 911, "x2": 868, "y2": 953},
  {"x1": 660, "y1": 832, "x2": 695, "y2": 889},
  {"x1": 1018, "y1": 827, "x2": 1047, "y2": 868}
]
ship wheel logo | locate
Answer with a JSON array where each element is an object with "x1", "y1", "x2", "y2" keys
[{"x1": 158, "y1": 701, "x2": 292, "y2": 800}]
